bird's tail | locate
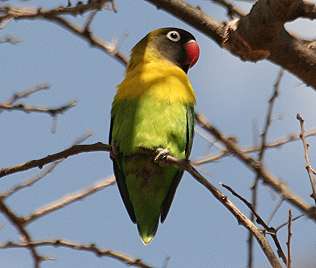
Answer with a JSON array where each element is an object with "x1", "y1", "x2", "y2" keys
[{"x1": 137, "y1": 219, "x2": 159, "y2": 245}]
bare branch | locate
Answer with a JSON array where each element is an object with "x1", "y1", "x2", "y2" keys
[
  {"x1": 0, "y1": 161, "x2": 61, "y2": 199},
  {"x1": 0, "y1": 239, "x2": 152, "y2": 268},
  {"x1": 160, "y1": 156, "x2": 282, "y2": 268},
  {"x1": 0, "y1": 131, "x2": 93, "y2": 199},
  {"x1": 297, "y1": 113, "x2": 316, "y2": 204},
  {"x1": 5, "y1": 83, "x2": 50, "y2": 105},
  {"x1": 286, "y1": 209, "x2": 293, "y2": 268},
  {"x1": 221, "y1": 183, "x2": 287, "y2": 265},
  {"x1": 193, "y1": 128, "x2": 316, "y2": 166},
  {"x1": 275, "y1": 214, "x2": 304, "y2": 232},
  {"x1": 195, "y1": 113, "x2": 316, "y2": 221},
  {"x1": 267, "y1": 198, "x2": 284, "y2": 225},
  {"x1": 46, "y1": 16, "x2": 128, "y2": 66},
  {"x1": 22, "y1": 176, "x2": 116, "y2": 224},
  {"x1": 0, "y1": 100, "x2": 76, "y2": 116},
  {"x1": 0, "y1": 199, "x2": 42, "y2": 268},
  {"x1": 0, "y1": 1, "x2": 113, "y2": 21},
  {"x1": 0, "y1": 142, "x2": 111, "y2": 179},
  {"x1": 248, "y1": 68, "x2": 283, "y2": 268},
  {"x1": 0, "y1": 3, "x2": 128, "y2": 66}
]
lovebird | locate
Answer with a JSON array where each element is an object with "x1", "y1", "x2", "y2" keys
[{"x1": 110, "y1": 28, "x2": 199, "y2": 244}]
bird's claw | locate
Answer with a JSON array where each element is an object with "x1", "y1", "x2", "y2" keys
[{"x1": 154, "y1": 148, "x2": 170, "y2": 162}]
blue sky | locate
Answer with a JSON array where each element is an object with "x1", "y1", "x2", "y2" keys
[{"x1": 1, "y1": 1, "x2": 316, "y2": 267}]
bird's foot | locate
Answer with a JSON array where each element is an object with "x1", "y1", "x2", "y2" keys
[{"x1": 154, "y1": 148, "x2": 170, "y2": 162}]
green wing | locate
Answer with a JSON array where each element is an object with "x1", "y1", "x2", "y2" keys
[
  {"x1": 160, "y1": 105, "x2": 194, "y2": 222},
  {"x1": 109, "y1": 117, "x2": 137, "y2": 223}
]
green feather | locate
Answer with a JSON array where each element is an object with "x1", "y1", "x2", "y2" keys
[{"x1": 110, "y1": 95, "x2": 194, "y2": 244}]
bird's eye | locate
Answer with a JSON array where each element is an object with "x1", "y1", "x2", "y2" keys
[{"x1": 166, "y1": 31, "x2": 181, "y2": 42}]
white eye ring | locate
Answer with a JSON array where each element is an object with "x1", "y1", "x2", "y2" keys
[{"x1": 166, "y1": 31, "x2": 181, "y2": 42}]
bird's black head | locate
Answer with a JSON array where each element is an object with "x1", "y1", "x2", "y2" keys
[
  {"x1": 150, "y1": 27, "x2": 200, "y2": 72},
  {"x1": 129, "y1": 28, "x2": 200, "y2": 73}
]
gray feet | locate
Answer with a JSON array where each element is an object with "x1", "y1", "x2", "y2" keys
[{"x1": 154, "y1": 148, "x2": 170, "y2": 162}]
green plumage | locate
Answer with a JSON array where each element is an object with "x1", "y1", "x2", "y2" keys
[
  {"x1": 109, "y1": 27, "x2": 198, "y2": 244},
  {"x1": 110, "y1": 96, "x2": 194, "y2": 244}
]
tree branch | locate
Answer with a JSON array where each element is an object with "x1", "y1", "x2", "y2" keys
[
  {"x1": 195, "y1": 113, "x2": 316, "y2": 221},
  {"x1": 0, "y1": 100, "x2": 76, "y2": 116},
  {"x1": 22, "y1": 176, "x2": 115, "y2": 224},
  {"x1": 193, "y1": 127, "x2": 316, "y2": 166},
  {"x1": 0, "y1": 142, "x2": 111, "y2": 178},
  {"x1": 161, "y1": 155, "x2": 282, "y2": 268},
  {"x1": 297, "y1": 113, "x2": 316, "y2": 204},
  {"x1": 0, "y1": 198, "x2": 42, "y2": 268},
  {"x1": 0, "y1": 239, "x2": 152, "y2": 268},
  {"x1": 145, "y1": 0, "x2": 316, "y2": 88},
  {"x1": 248, "y1": 68, "x2": 283, "y2": 268}
]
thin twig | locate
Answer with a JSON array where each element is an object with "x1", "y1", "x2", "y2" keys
[
  {"x1": 286, "y1": 209, "x2": 292, "y2": 268},
  {"x1": 0, "y1": 239, "x2": 152, "y2": 268},
  {"x1": 0, "y1": 161, "x2": 61, "y2": 199},
  {"x1": 275, "y1": 214, "x2": 304, "y2": 232},
  {"x1": 22, "y1": 176, "x2": 116, "y2": 224},
  {"x1": 192, "y1": 128, "x2": 316, "y2": 166},
  {"x1": 0, "y1": 198, "x2": 42, "y2": 268},
  {"x1": 297, "y1": 113, "x2": 316, "y2": 204},
  {"x1": 267, "y1": 198, "x2": 284, "y2": 225},
  {"x1": 5, "y1": 83, "x2": 50, "y2": 105},
  {"x1": 195, "y1": 113, "x2": 316, "y2": 221},
  {"x1": 47, "y1": 16, "x2": 127, "y2": 65},
  {"x1": 0, "y1": 131, "x2": 93, "y2": 198},
  {"x1": 248, "y1": 68, "x2": 283, "y2": 268},
  {"x1": 221, "y1": 183, "x2": 287, "y2": 265},
  {"x1": 0, "y1": 100, "x2": 76, "y2": 116}
]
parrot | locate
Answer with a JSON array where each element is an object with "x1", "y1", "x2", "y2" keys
[{"x1": 109, "y1": 27, "x2": 199, "y2": 244}]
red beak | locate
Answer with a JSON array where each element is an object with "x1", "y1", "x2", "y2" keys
[{"x1": 184, "y1": 40, "x2": 200, "y2": 68}]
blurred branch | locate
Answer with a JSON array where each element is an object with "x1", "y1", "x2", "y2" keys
[
  {"x1": 0, "y1": 161, "x2": 61, "y2": 199},
  {"x1": 46, "y1": 16, "x2": 128, "y2": 66},
  {"x1": 275, "y1": 214, "x2": 304, "y2": 232},
  {"x1": 248, "y1": 68, "x2": 283, "y2": 268},
  {"x1": 286, "y1": 209, "x2": 292, "y2": 268},
  {"x1": 0, "y1": 1, "x2": 114, "y2": 20},
  {"x1": 0, "y1": 34, "x2": 21, "y2": 44},
  {"x1": 0, "y1": 199, "x2": 42, "y2": 268},
  {"x1": 0, "y1": 239, "x2": 152, "y2": 268},
  {"x1": 195, "y1": 113, "x2": 316, "y2": 222},
  {"x1": 5, "y1": 83, "x2": 50, "y2": 105},
  {"x1": 0, "y1": 2, "x2": 128, "y2": 66},
  {"x1": 22, "y1": 176, "x2": 116, "y2": 224},
  {"x1": 297, "y1": 113, "x2": 316, "y2": 204},
  {"x1": 0, "y1": 100, "x2": 76, "y2": 116},
  {"x1": 267, "y1": 198, "x2": 284, "y2": 225},
  {"x1": 193, "y1": 128, "x2": 316, "y2": 166},
  {"x1": 211, "y1": 0, "x2": 246, "y2": 17}
]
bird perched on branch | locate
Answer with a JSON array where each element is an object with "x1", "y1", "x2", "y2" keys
[{"x1": 110, "y1": 27, "x2": 199, "y2": 244}]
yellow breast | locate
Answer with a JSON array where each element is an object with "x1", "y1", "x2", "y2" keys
[{"x1": 115, "y1": 59, "x2": 196, "y2": 104}]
